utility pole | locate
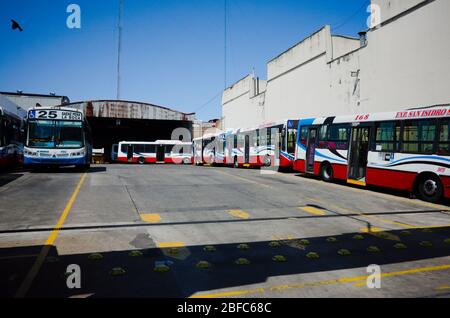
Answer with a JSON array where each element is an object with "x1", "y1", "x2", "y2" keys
[
  {"x1": 224, "y1": 0, "x2": 227, "y2": 90},
  {"x1": 116, "y1": 0, "x2": 123, "y2": 100}
]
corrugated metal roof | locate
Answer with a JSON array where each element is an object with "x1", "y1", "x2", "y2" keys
[{"x1": 64, "y1": 100, "x2": 196, "y2": 121}]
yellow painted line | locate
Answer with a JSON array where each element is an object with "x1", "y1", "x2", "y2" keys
[
  {"x1": 299, "y1": 206, "x2": 327, "y2": 216},
  {"x1": 306, "y1": 196, "x2": 417, "y2": 229},
  {"x1": 156, "y1": 242, "x2": 186, "y2": 248},
  {"x1": 15, "y1": 172, "x2": 87, "y2": 298},
  {"x1": 227, "y1": 209, "x2": 250, "y2": 219},
  {"x1": 140, "y1": 213, "x2": 161, "y2": 223},
  {"x1": 360, "y1": 227, "x2": 401, "y2": 241},
  {"x1": 436, "y1": 285, "x2": 450, "y2": 291},
  {"x1": 347, "y1": 179, "x2": 367, "y2": 187},
  {"x1": 277, "y1": 172, "x2": 450, "y2": 211},
  {"x1": 191, "y1": 263, "x2": 450, "y2": 298}
]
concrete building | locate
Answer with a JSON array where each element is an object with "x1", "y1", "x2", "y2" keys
[
  {"x1": 0, "y1": 91, "x2": 70, "y2": 110},
  {"x1": 222, "y1": 0, "x2": 450, "y2": 129}
]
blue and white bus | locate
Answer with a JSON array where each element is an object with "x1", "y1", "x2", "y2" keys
[{"x1": 24, "y1": 107, "x2": 92, "y2": 169}]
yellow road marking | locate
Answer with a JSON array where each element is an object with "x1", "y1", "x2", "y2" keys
[
  {"x1": 322, "y1": 201, "x2": 417, "y2": 229},
  {"x1": 436, "y1": 285, "x2": 450, "y2": 290},
  {"x1": 157, "y1": 242, "x2": 186, "y2": 248},
  {"x1": 140, "y1": 213, "x2": 161, "y2": 223},
  {"x1": 360, "y1": 227, "x2": 401, "y2": 241},
  {"x1": 15, "y1": 172, "x2": 87, "y2": 298},
  {"x1": 276, "y1": 172, "x2": 450, "y2": 211},
  {"x1": 191, "y1": 263, "x2": 450, "y2": 298},
  {"x1": 227, "y1": 210, "x2": 250, "y2": 219},
  {"x1": 299, "y1": 206, "x2": 326, "y2": 216}
]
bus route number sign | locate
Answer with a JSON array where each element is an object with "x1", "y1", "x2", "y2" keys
[{"x1": 29, "y1": 110, "x2": 82, "y2": 121}]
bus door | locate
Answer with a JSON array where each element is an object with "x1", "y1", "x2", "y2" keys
[
  {"x1": 244, "y1": 135, "x2": 250, "y2": 164},
  {"x1": 305, "y1": 128, "x2": 318, "y2": 173},
  {"x1": 348, "y1": 126, "x2": 370, "y2": 185},
  {"x1": 127, "y1": 144, "x2": 134, "y2": 162},
  {"x1": 157, "y1": 145, "x2": 165, "y2": 162}
]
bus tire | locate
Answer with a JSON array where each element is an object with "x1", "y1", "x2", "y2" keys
[
  {"x1": 263, "y1": 155, "x2": 271, "y2": 167},
  {"x1": 138, "y1": 157, "x2": 146, "y2": 165},
  {"x1": 233, "y1": 156, "x2": 239, "y2": 168},
  {"x1": 416, "y1": 173, "x2": 443, "y2": 203},
  {"x1": 320, "y1": 162, "x2": 333, "y2": 182}
]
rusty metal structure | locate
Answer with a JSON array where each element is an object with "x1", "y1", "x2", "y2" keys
[
  {"x1": 66, "y1": 100, "x2": 195, "y2": 121},
  {"x1": 60, "y1": 100, "x2": 196, "y2": 161}
]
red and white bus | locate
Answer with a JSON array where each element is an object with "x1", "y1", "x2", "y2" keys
[
  {"x1": 118, "y1": 140, "x2": 192, "y2": 164},
  {"x1": 0, "y1": 95, "x2": 26, "y2": 169},
  {"x1": 294, "y1": 105, "x2": 450, "y2": 202},
  {"x1": 193, "y1": 120, "x2": 298, "y2": 169}
]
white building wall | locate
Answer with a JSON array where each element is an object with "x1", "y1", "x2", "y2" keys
[
  {"x1": 359, "y1": 0, "x2": 450, "y2": 112},
  {"x1": 265, "y1": 26, "x2": 361, "y2": 121},
  {"x1": 222, "y1": 0, "x2": 450, "y2": 129},
  {"x1": 222, "y1": 75, "x2": 266, "y2": 129}
]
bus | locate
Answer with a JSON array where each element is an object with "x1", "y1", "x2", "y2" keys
[
  {"x1": 118, "y1": 140, "x2": 193, "y2": 164},
  {"x1": 193, "y1": 120, "x2": 298, "y2": 169},
  {"x1": 294, "y1": 105, "x2": 450, "y2": 203},
  {"x1": 24, "y1": 107, "x2": 92, "y2": 169},
  {"x1": 0, "y1": 95, "x2": 26, "y2": 168},
  {"x1": 193, "y1": 132, "x2": 219, "y2": 166}
]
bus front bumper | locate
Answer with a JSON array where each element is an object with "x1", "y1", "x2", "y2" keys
[{"x1": 24, "y1": 156, "x2": 86, "y2": 166}]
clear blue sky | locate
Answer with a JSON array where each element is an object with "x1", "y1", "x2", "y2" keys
[{"x1": 0, "y1": 0, "x2": 370, "y2": 121}]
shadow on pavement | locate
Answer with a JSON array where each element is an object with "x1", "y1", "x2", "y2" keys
[
  {"x1": 0, "y1": 172, "x2": 23, "y2": 188},
  {"x1": 1, "y1": 226, "x2": 449, "y2": 298}
]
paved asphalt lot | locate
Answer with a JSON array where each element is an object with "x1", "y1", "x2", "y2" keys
[{"x1": 1, "y1": 164, "x2": 450, "y2": 298}]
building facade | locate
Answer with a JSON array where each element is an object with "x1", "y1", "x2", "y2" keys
[
  {"x1": 222, "y1": 0, "x2": 450, "y2": 129},
  {"x1": 0, "y1": 92, "x2": 70, "y2": 111}
]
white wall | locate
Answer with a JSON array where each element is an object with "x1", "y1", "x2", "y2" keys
[
  {"x1": 371, "y1": 0, "x2": 426, "y2": 25},
  {"x1": 359, "y1": 0, "x2": 450, "y2": 112},
  {"x1": 222, "y1": 75, "x2": 266, "y2": 129},
  {"x1": 222, "y1": 0, "x2": 450, "y2": 128}
]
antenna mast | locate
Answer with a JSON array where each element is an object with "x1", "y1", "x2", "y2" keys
[{"x1": 116, "y1": 0, "x2": 123, "y2": 100}]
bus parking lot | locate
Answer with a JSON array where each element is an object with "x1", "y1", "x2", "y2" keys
[{"x1": 1, "y1": 164, "x2": 450, "y2": 298}]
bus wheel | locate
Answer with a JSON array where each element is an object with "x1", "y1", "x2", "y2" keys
[
  {"x1": 417, "y1": 174, "x2": 443, "y2": 203},
  {"x1": 138, "y1": 157, "x2": 146, "y2": 165},
  {"x1": 263, "y1": 155, "x2": 271, "y2": 167},
  {"x1": 320, "y1": 163, "x2": 333, "y2": 182},
  {"x1": 183, "y1": 158, "x2": 191, "y2": 165},
  {"x1": 233, "y1": 157, "x2": 239, "y2": 168}
]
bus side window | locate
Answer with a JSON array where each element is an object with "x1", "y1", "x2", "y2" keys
[
  {"x1": 438, "y1": 119, "x2": 450, "y2": 155},
  {"x1": 373, "y1": 121, "x2": 400, "y2": 152},
  {"x1": 121, "y1": 144, "x2": 128, "y2": 153},
  {"x1": 401, "y1": 119, "x2": 436, "y2": 154},
  {"x1": 300, "y1": 127, "x2": 308, "y2": 147}
]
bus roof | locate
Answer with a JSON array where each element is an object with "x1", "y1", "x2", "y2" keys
[{"x1": 312, "y1": 104, "x2": 450, "y2": 126}]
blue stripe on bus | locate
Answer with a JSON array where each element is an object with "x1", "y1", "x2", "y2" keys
[{"x1": 372, "y1": 155, "x2": 450, "y2": 167}]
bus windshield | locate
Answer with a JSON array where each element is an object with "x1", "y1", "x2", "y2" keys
[{"x1": 28, "y1": 120, "x2": 84, "y2": 148}]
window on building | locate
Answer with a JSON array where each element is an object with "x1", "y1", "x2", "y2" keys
[
  {"x1": 373, "y1": 121, "x2": 400, "y2": 152},
  {"x1": 401, "y1": 119, "x2": 436, "y2": 154}
]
